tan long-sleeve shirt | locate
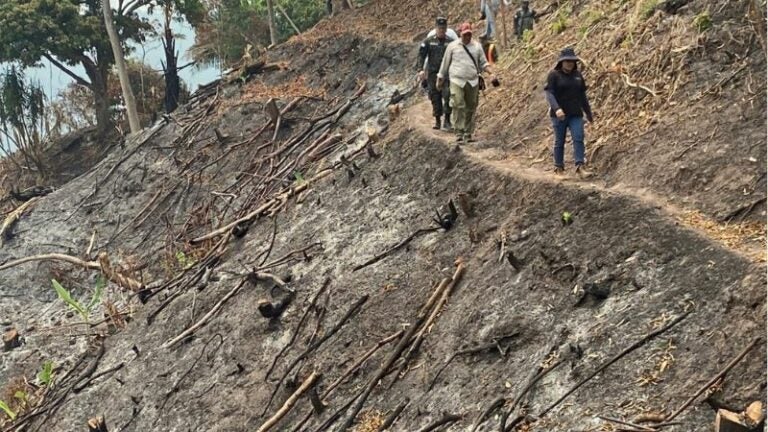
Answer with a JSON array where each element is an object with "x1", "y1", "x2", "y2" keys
[{"x1": 437, "y1": 40, "x2": 487, "y2": 87}]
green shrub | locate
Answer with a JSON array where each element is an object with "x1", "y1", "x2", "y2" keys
[
  {"x1": 579, "y1": 8, "x2": 606, "y2": 35},
  {"x1": 693, "y1": 11, "x2": 712, "y2": 32},
  {"x1": 522, "y1": 30, "x2": 536, "y2": 59},
  {"x1": 0, "y1": 400, "x2": 15, "y2": 420},
  {"x1": 51, "y1": 277, "x2": 103, "y2": 323},
  {"x1": 37, "y1": 361, "x2": 54, "y2": 386},
  {"x1": 639, "y1": 0, "x2": 660, "y2": 19},
  {"x1": 551, "y1": 12, "x2": 568, "y2": 34},
  {"x1": 175, "y1": 251, "x2": 195, "y2": 269}
]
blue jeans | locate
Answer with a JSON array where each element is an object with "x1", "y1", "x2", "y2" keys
[
  {"x1": 551, "y1": 116, "x2": 585, "y2": 168},
  {"x1": 483, "y1": 3, "x2": 496, "y2": 38}
]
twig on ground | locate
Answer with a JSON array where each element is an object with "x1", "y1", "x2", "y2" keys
[
  {"x1": 665, "y1": 337, "x2": 761, "y2": 422},
  {"x1": 538, "y1": 310, "x2": 691, "y2": 418},
  {"x1": 162, "y1": 279, "x2": 248, "y2": 348},
  {"x1": 427, "y1": 332, "x2": 520, "y2": 392},
  {"x1": 500, "y1": 359, "x2": 565, "y2": 431},
  {"x1": 339, "y1": 264, "x2": 465, "y2": 431},
  {"x1": 598, "y1": 415, "x2": 657, "y2": 432},
  {"x1": 257, "y1": 371, "x2": 320, "y2": 432},
  {"x1": 377, "y1": 399, "x2": 410, "y2": 431},
  {"x1": 261, "y1": 295, "x2": 369, "y2": 416},
  {"x1": 353, "y1": 227, "x2": 440, "y2": 271},
  {"x1": 264, "y1": 278, "x2": 332, "y2": 381},
  {"x1": 416, "y1": 413, "x2": 463, "y2": 432}
]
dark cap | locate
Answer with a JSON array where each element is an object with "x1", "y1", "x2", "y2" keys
[{"x1": 436, "y1": 17, "x2": 448, "y2": 27}]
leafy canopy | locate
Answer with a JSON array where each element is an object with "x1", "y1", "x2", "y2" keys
[{"x1": 0, "y1": 0, "x2": 153, "y2": 69}]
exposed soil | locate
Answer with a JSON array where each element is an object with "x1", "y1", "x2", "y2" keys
[{"x1": 0, "y1": 1, "x2": 764, "y2": 432}]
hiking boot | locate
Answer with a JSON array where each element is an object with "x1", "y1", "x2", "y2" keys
[
  {"x1": 433, "y1": 116, "x2": 441, "y2": 130},
  {"x1": 554, "y1": 166, "x2": 565, "y2": 175},
  {"x1": 442, "y1": 117, "x2": 453, "y2": 131},
  {"x1": 575, "y1": 164, "x2": 594, "y2": 178}
]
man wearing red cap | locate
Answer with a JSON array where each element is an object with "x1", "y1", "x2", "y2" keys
[{"x1": 437, "y1": 22, "x2": 496, "y2": 143}]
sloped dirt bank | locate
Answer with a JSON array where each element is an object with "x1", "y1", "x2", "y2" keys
[{"x1": 11, "y1": 118, "x2": 764, "y2": 431}]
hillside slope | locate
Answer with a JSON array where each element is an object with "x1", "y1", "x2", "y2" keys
[
  {"x1": 477, "y1": 0, "x2": 766, "y2": 223},
  {"x1": 0, "y1": 1, "x2": 763, "y2": 432}
]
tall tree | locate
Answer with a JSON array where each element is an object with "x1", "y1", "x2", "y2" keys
[
  {"x1": 189, "y1": 0, "x2": 270, "y2": 68},
  {"x1": 0, "y1": 0, "x2": 152, "y2": 136},
  {"x1": 266, "y1": 0, "x2": 277, "y2": 46},
  {"x1": 0, "y1": 66, "x2": 50, "y2": 176},
  {"x1": 102, "y1": 0, "x2": 141, "y2": 133},
  {"x1": 189, "y1": 0, "x2": 327, "y2": 68}
]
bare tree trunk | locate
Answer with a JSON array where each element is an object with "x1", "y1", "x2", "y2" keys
[
  {"x1": 101, "y1": 0, "x2": 141, "y2": 134},
  {"x1": 266, "y1": 0, "x2": 277, "y2": 46},
  {"x1": 162, "y1": 5, "x2": 181, "y2": 113},
  {"x1": 81, "y1": 58, "x2": 113, "y2": 137}
]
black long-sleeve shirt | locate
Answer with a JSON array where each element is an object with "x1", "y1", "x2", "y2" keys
[
  {"x1": 417, "y1": 33, "x2": 455, "y2": 74},
  {"x1": 544, "y1": 68, "x2": 593, "y2": 122}
]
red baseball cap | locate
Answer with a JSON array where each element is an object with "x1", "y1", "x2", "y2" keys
[{"x1": 458, "y1": 22, "x2": 473, "y2": 35}]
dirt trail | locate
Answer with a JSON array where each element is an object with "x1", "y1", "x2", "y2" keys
[{"x1": 406, "y1": 100, "x2": 765, "y2": 261}]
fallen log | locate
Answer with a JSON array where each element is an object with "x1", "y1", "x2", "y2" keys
[
  {"x1": 391, "y1": 264, "x2": 467, "y2": 385},
  {"x1": 290, "y1": 331, "x2": 403, "y2": 432},
  {"x1": 1, "y1": 197, "x2": 40, "y2": 244}
]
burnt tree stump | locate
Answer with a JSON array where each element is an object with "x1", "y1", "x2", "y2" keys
[
  {"x1": 87, "y1": 416, "x2": 108, "y2": 432},
  {"x1": 3, "y1": 329, "x2": 21, "y2": 351}
]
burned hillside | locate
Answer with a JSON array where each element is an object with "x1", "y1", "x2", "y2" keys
[{"x1": 0, "y1": 1, "x2": 764, "y2": 432}]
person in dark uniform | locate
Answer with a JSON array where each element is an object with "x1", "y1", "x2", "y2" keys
[
  {"x1": 544, "y1": 47, "x2": 595, "y2": 177},
  {"x1": 418, "y1": 17, "x2": 457, "y2": 130},
  {"x1": 514, "y1": 0, "x2": 537, "y2": 40}
]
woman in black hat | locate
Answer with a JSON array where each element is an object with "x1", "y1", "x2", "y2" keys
[{"x1": 544, "y1": 47, "x2": 594, "y2": 176}]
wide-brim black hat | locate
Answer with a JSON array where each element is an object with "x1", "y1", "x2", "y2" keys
[{"x1": 556, "y1": 47, "x2": 580, "y2": 64}]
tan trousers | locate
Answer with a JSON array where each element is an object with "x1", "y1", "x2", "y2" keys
[{"x1": 450, "y1": 81, "x2": 479, "y2": 138}]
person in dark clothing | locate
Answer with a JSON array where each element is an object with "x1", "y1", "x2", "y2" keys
[
  {"x1": 418, "y1": 17, "x2": 456, "y2": 130},
  {"x1": 544, "y1": 47, "x2": 595, "y2": 177},
  {"x1": 514, "y1": 0, "x2": 537, "y2": 39}
]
